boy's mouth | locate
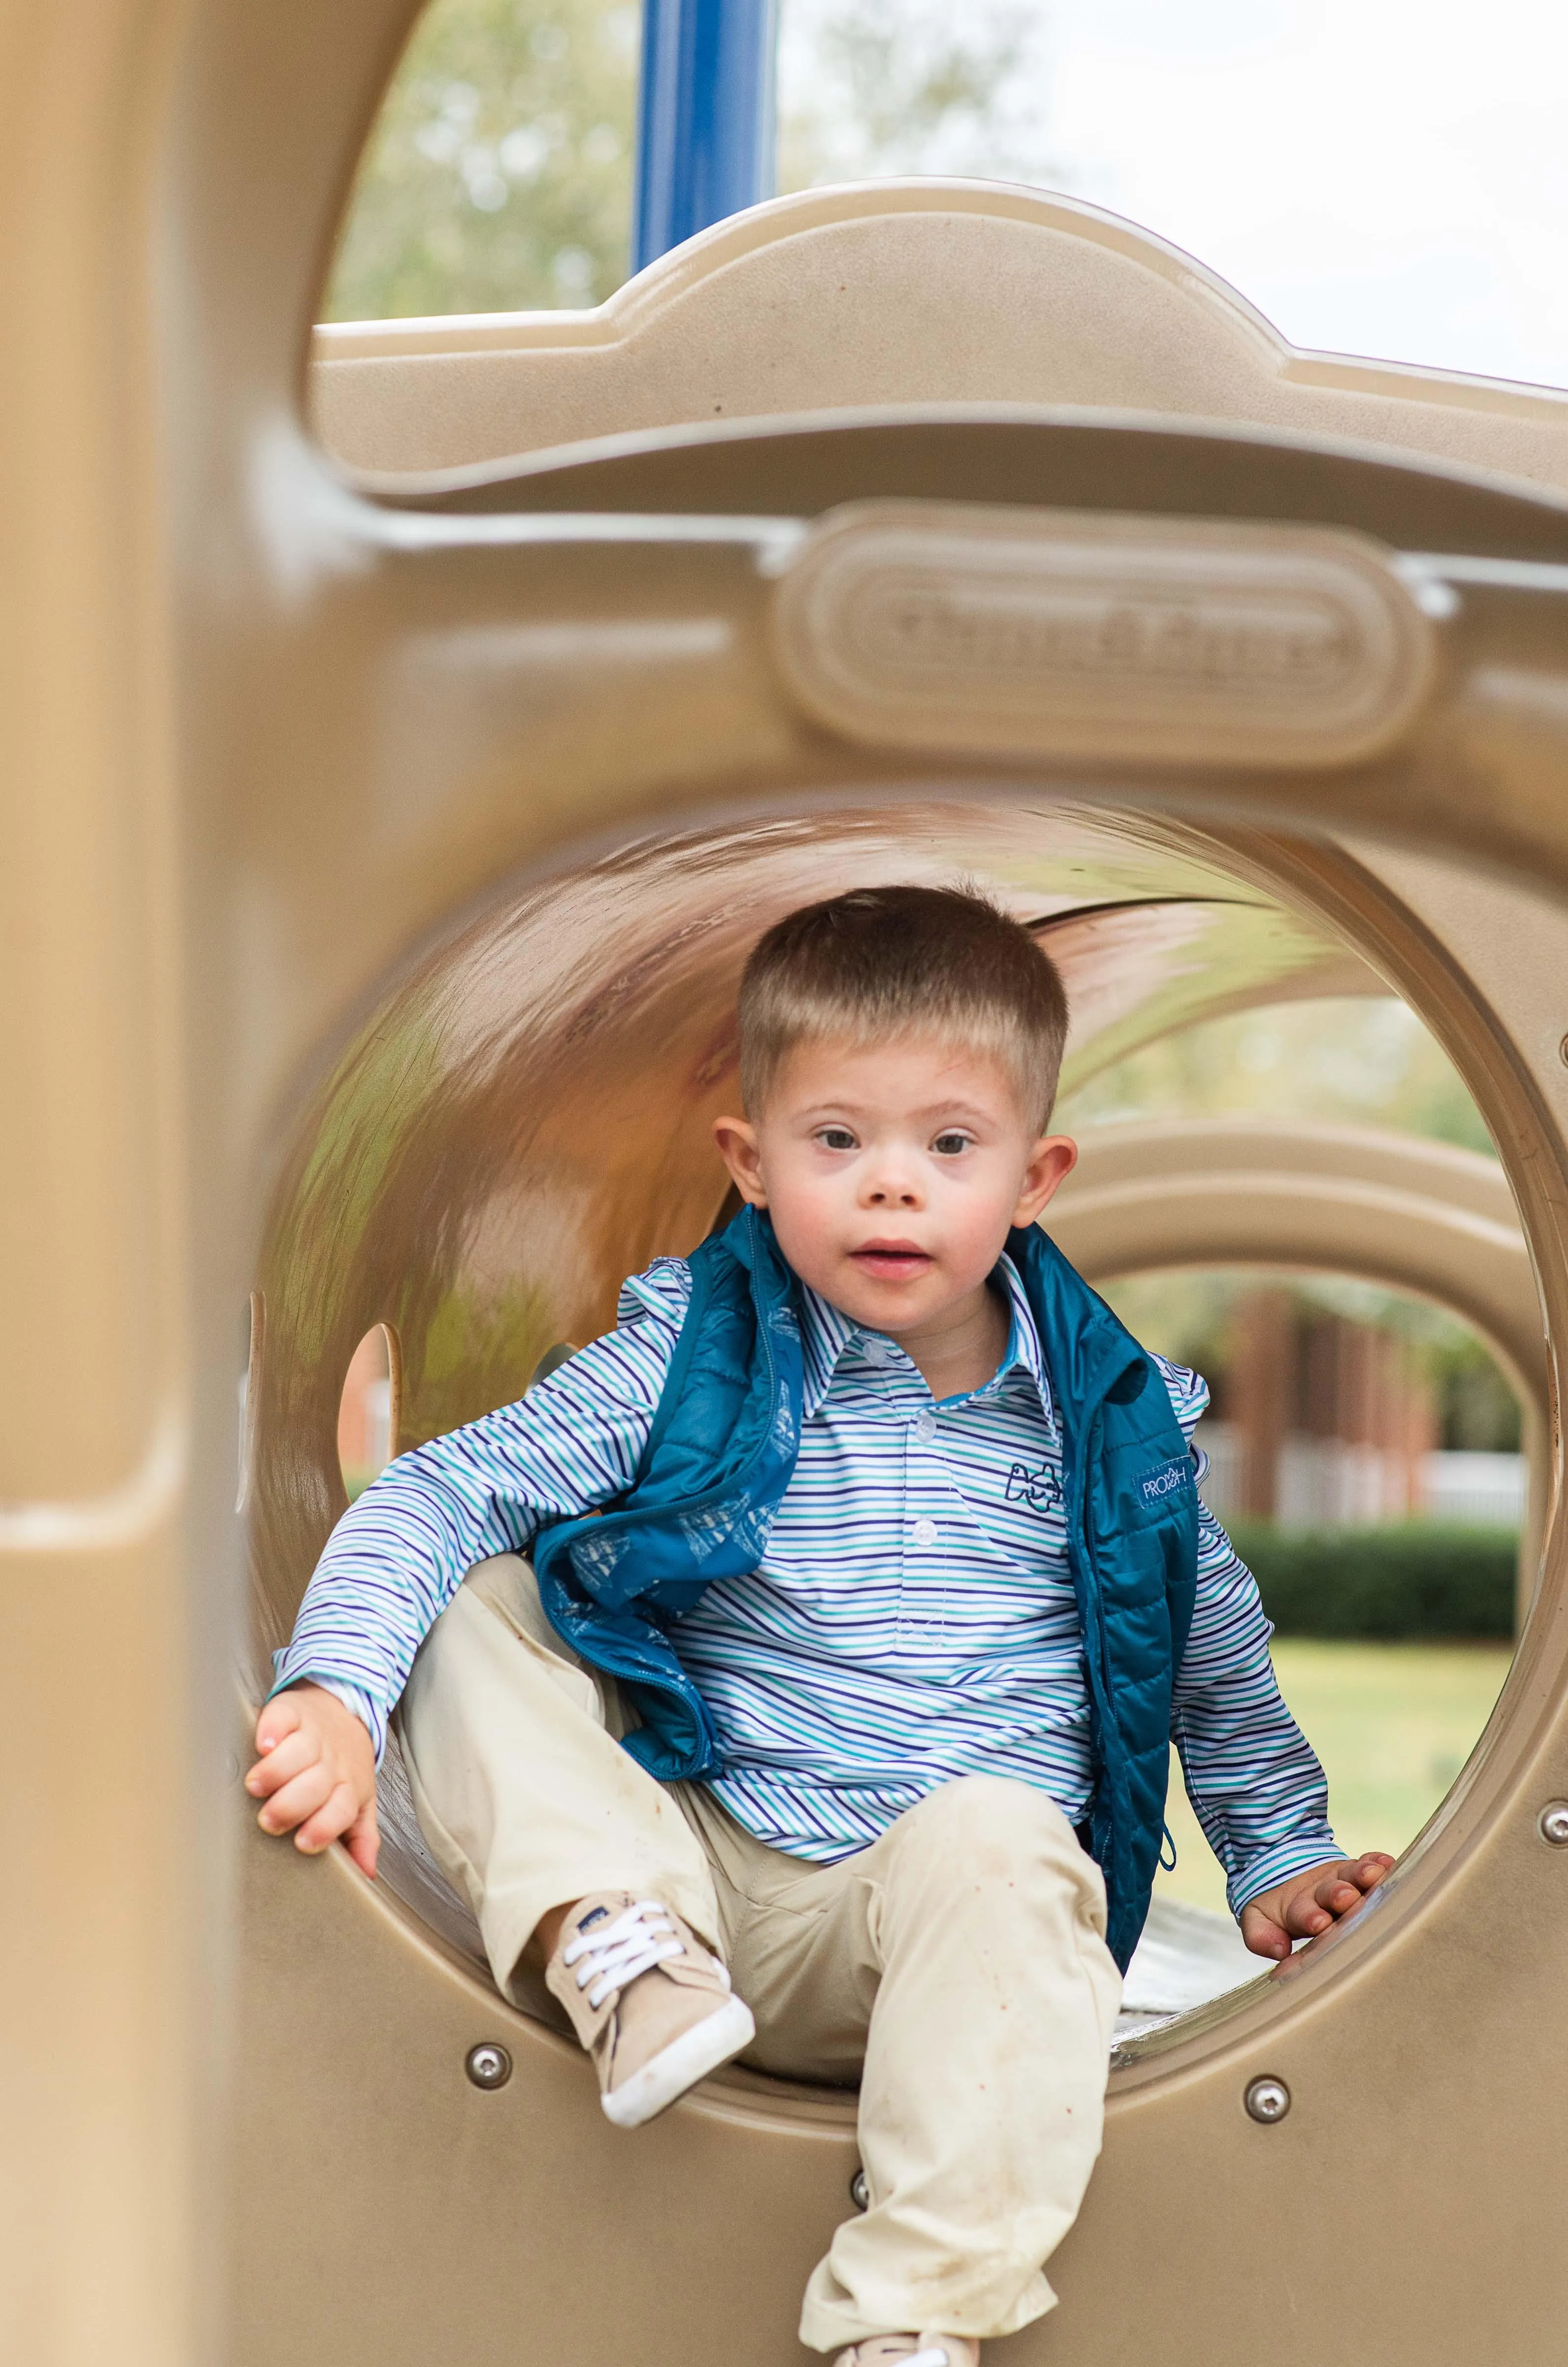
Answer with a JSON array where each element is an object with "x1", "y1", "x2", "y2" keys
[{"x1": 850, "y1": 1239, "x2": 933, "y2": 1280}]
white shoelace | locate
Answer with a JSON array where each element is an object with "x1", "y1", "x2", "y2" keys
[{"x1": 562, "y1": 1899, "x2": 685, "y2": 2009}]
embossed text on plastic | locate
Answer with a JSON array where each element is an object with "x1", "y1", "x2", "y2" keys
[{"x1": 772, "y1": 502, "x2": 1438, "y2": 768}]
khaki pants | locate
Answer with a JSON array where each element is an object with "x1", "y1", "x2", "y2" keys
[{"x1": 399, "y1": 1556, "x2": 1122, "y2": 2353}]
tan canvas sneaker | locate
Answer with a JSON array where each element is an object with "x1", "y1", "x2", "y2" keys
[
  {"x1": 833, "y1": 2341, "x2": 980, "y2": 2367},
  {"x1": 544, "y1": 1891, "x2": 755, "y2": 2128}
]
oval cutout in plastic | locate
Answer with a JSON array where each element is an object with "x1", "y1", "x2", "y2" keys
[
  {"x1": 337, "y1": 1323, "x2": 401, "y2": 1503},
  {"x1": 236, "y1": 1291, "x2": 264, "y2": 1516}
]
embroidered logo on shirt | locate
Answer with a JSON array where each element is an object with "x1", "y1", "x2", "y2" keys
[
  {"x1": 1004, "y1": 1460, "x2": 1064, "y2": 1511},
  {"x1": 1138, "y1": 1454, "x2": 1194, "y2": 1507}
]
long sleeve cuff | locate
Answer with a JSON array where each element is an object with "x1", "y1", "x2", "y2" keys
[
  {"x1": 1228, "y1": 1829, "x2": 1344, "y2": 1918},
  {"x1": 267, "y1": 1653, "x2": 388, "y2": 1763}
]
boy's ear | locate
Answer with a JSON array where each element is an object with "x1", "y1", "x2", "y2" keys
[
  {"x1": 1014, "y1": 1134, "x2": 1077, "y2": 1228},
  {"x1": 713, "y1": 1114, "x2": 768, "y2": 1206}
]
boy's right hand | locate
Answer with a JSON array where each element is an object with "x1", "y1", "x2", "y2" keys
[{"x1": 247, "y1": 1682, "x2": 379, "y2": 1877}]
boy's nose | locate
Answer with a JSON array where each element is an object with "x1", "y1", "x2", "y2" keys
[{"x1": 863, "y1": 1170, "x2": 923, "y2": 1208}]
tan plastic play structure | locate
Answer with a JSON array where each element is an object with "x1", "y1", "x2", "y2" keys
[
  {"x1": 1048, "y1": 1118, "x2": 1550, "y2": 1620},
  {"x1": 14, "y1": 5, "x2": 1568, "y2": 2363}
]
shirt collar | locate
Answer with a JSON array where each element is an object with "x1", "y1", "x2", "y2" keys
[
  {"x1": 799, "y1": 1284, "x2": 856, "y2": 1417},
  {"x1": 797, "y1": 1250, "x2": 1057, "y2": 1430},
  {"x1": 991, "y1": 1251, "x2": 1056, "y2": 1427}
]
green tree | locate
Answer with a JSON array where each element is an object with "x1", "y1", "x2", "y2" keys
[
  {"x1": 323, "y1": 0, "x2": 1062, "y2": 321},
  {"x1": 778, "y1": 0, "x2": 1059, "y2": 191},
  {"x1": 324, "y1": 0, "x2": 639, "y2": 320},
  {"x1": 1057, "y1": 996, "x2": 1495, "y2": 1154}
]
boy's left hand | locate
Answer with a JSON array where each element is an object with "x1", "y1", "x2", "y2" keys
[{"x1": 1240, "y1": 1853, "x2": 1394, "y2": 1961}]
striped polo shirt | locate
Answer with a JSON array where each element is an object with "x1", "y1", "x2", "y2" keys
[{"x1": 276, "y1": 1251, "x2": 1339, "y2": 1915}]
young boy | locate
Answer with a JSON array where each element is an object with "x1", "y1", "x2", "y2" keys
[{"x1": 251, "y1": 885, "x2": 1390, "y2": 2367}]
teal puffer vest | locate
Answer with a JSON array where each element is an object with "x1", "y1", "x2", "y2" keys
[{"x1": 533, "y1": 1206, "x2": 1199, "y2": 1969}]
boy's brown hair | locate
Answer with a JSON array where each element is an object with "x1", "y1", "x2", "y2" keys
[{"x1": 737, "y1": 885, "x2": 1070, "y2": 1130}]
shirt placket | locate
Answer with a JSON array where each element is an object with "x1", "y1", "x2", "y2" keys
[{"x1": 853, "y1": 1343, "x2": 949, "y2": 1650}]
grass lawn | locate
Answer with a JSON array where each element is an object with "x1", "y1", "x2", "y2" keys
[{"x1": 1155, "y1": 1639, "x2": 1515, "y2": 1918}]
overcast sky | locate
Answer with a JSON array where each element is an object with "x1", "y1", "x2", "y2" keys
[
  {"x1": 780, "y1": 0, "x2": 1568, "y2": 390},
  {"x1": 1045, "y1": 0, "x2": 1568, "y2": 390}
]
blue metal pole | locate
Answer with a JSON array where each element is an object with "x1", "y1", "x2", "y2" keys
[{"x1": 631, "y1": 0, "x2": 778, "y2": 273}]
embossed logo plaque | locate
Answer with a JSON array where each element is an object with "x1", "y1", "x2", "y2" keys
[{"x1": 771, "y1": 502, "x2": 1439, "y2": 768}]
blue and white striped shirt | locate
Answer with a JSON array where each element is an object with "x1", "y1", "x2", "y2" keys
[{"x1": 277, "y1": 1251, "x2": 1339, "y2": 1914}]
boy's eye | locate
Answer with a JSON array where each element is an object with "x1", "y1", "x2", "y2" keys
[
  {"x1": 817, "y1": 1126, "x2": 858, "y2": 1151},
  {"x1": 932, "y1": 1131, "x2": 973, "y2": 1156}
]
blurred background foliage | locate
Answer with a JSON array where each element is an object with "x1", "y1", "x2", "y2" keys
[
  {"x1": 776, "y1": 0, "x2": 1057, "y2": 191},
  {"x1": 1058, "y1": 996, "x2": 1519, "y2": 1457},
  {"x1": 326, "y1": 0, "x2": 641, "y2": 318},
  {"x1": 1230, "y1": 1521, "x2": 1517, "y2": 1641},
  {"x1": 1056, "y1": 994, "x2": 1493, "y2": 1150},
  {"x1": 323, "y1": 0, "x2": 1055, "y2": 318}
]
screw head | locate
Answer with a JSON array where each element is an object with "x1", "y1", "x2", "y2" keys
[
  {"x1": 1559, "y1": 1033, "x2": 1568, "y2": 1070},
  {"x1": 1538, "y1": 1802, "x2": 1568, "y2": 1846},
  {"x1": 465, "y1": 2041, "x2": 513, "y2": 2090},
  {"x1": 1245, "y1": 2076, "x2": 1291, "y2": 2125},
  {"x1": 849, "y1": 2168, "x2": 869, "y2": 2212}
]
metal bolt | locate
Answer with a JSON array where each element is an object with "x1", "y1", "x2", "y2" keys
[
  {"x1": 465, "y1": 2041, "x2": 513, "y2": 2090},
  {"x1": 849, "y1": 2169, "x2": 869, "y2": 2212},
  {"x1": 1538, "y1": 1802, "x2": 1568, "y2": 1846},
  {"x1": 1244, "y1": 2076, "x2": 1291, "y2": 2125}
]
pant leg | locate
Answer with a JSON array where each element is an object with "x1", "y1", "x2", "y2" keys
[
  {"x1": 674, "y1": 1783, "x2": 883, "y2": 2083},
  {"x1": 397, "y1": 1553, "x2": 720, "y2": 2004},
  {"x1": 681, "y1": 1775, "x2": 1121, "y2": 2351}
]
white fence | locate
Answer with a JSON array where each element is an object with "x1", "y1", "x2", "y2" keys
[
  {"x1": 1194, "y1": 1421, "x2": 1525, "y2": 1529},
  {"x1": 1420, "y1": 1450, "x2": 1527, "y2": 1527}
]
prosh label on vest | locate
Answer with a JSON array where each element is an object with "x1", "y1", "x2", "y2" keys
[{"x1": 1137, "y1": 1455, "x2": 1194, "y2": 1508}]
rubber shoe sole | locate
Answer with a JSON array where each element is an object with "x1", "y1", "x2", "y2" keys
[{"x1": 601, "y1": 1992, "x2": 756, "y2": 2128}]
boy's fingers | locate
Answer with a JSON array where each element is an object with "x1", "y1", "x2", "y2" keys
[
  {"x1": 343, "y1": 1798, "x2": 381, "y2": 1880},
  {"x1": 1240, "y1": 1856, "x2": 1393, "y2": 1960},
  {"x1": 294, "y1": 1782, "x2": 361, "y2": 1856},
  {"x1": 1288, "y1": 1862, "x2": 1386, "y2": 1934},
  {"x1": 1283, "y1": 1895, "x2": 1331, "y2": 1937},
  {"x1": 245, "y1": 1730, "x2": 318, "y2": 1797},
  {"x1": 256, "y1": 1761, "x2": 336, "y2": 1834},
  {"x1": 1319, "y1": 1857, "x2": 1390, "y2": 1911},
  {"x1": 254, "y1": 1693, "x2": 302, "y2": 1752},
  {"x1": 1240, "y1": 1907, "x2": 1291, "y2": 1960}
]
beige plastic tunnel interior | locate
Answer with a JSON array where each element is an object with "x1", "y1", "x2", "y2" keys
[{"x1": 14, "y1": 4, "x2": 1568, "y2": 2364}]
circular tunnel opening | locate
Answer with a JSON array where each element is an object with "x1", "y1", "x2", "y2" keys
[
  {"x1": 245, "y1": 797, "x2": 1549, "y2": 2092},
  {"x1": 1091, "y1": 1269, "x2": 1526, "y2": 2040}
]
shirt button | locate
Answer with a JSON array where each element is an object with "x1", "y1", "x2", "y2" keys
[
  {"x1": 915, "y1": 1411, "x2": 937, "y2": 1442},
  {"x1": 912, "y1": 1517, "x2": 938, "y2": 1546}
]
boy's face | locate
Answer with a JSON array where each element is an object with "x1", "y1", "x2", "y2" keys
[{"x1": 713, "y1": 1034, "x2": 1077, "y2": 1338}]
